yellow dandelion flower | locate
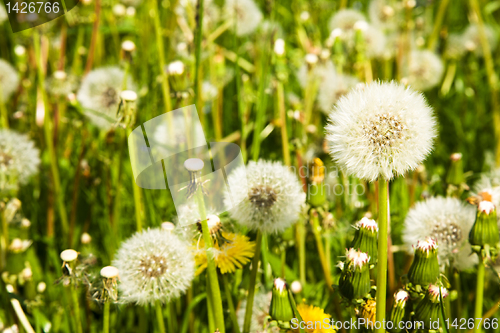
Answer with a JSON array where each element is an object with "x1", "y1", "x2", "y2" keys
[
  {"x1": 295, "y1": 303, "x2": 336, "y2": 333},
  {"x1": 194, "y1": 232, "x2": 255, "y2": 274},
  {"x1": 358, "y1": 299, "x2": 376, "y2": 329}
]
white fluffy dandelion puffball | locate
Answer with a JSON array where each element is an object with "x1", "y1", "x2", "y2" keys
[
  {"x1": 224, "y1": 160, "x2": 306, "y2": 234},
  {"x1": 403, "y1": 197, "x2": 477, "y2": 270},
  {"x1": 0, "y1": 59, "x2": 20, "y2": 101},
  {"x1": 113, "y1": 228, "x2": 195, "y2": 305},
  {"x1": 325, "y1": 81, "x2": 437, "y2": 182}
]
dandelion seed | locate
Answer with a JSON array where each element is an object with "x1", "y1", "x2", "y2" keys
[
  {"x1": 0, "y1": 59, "x2": 20, "y2": 102},
  {"x1": 112, "y1": 228, "x2": 195, "y2": 305},
  {"x1": 405, "y1": 50, "x2": 444, "y2": 91},
  {"x1": 325, "y1": 81, "x2": 436, "y2": 181},
  {"x1": 224, "y1": 160, "x2": 306, "y2": 234},
  {"x1": 76, "y1": 66, "x2": 137, "y2": 129},
  {"x1": 224, "y1": 0, "x2": 263, "y2": 36},
  {"x1": 0, "y1": 129, "x2": 41, "y2": 193},
  {"x1": 403, "y1": 197, "x2": 478, "y2": 270}
]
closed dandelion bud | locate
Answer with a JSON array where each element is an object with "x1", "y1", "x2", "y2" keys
[
  {"x1": 339, "y1": 248, "x2": 371, "y2": 300},
  {"x1": 269, "y1": 278, "x2": 294, "y2": 323},
  {"x1": 350, "y1": 217, "x2": 378, "y2": 263},
  {"x1": 407, "y1": 238, "x2": 440, "y2": 286},
  {"x1": 446, "y1": 153, "x2": 464, "y2": 185},
  {"x1": 469, "y1": 201, "x2": 500, "y2": 257},
  {"x1": 390, "y1": 290, "x2": 409, "y2": 332},
  {"x1": 308, "y1": 158, "x2": 327, "y2": 207},
  {"x1": 414, "y1": 285, "x2": 448, "y2": 330}
]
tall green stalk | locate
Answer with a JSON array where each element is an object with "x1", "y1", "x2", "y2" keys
[
  {"x1": 70, "y1": 285, "x2": 83, "y2": 333},
  {"x1": 243, "y1": 231, "x2": 263, "y2": 333},
  {"x1": 152, "y1": 0, "x2": 172, "y2": 114},
  {"x1": 155, "y1": 300, "x2": 166, "y2": 333},
  {"x1": 222, "y1": 274, "x2": 241, "y2": 333},
  {"x1": 375, "y1": 179, "x2": 389, "y2": 333},
  {"x1": 427, "y1": 0, "x2": 450, "y2": 50},
  {"x1": 310, "y1": 211, "x2": 333, "y2": 290},
  {"x1": 195, "y1": 184, "x2": 225, "y2": 333},
  {"x1": 277, "y1": 81, "x2": 291, "y2": 166},
  {"x1": 194, "y1": 0, "x2": 205, "y2": 125},
  {"x1": 103, "y1": 301, "x2": 110, "y2": 333},
  {"x1": 474, "y1": 260, "x2": 485, "y2": 333},
  {"x1": 33, "y1": 30, "x2": 69, "y2": 239}
]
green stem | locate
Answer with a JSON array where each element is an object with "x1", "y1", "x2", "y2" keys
[
  {"x1": 375, "y1": 179, "x2": 389, "y2": 333},
  {"x1": 427, "y1": 0, "x2": 450, "y2": 50},
  {"x1": 251, "y1": 46, "x2": 271, "y2": 161},
  {"x1": 194, "y1": 0, "x2": 205, "y2": 125},
  {"x1": 310, "y1": 211, "x2": 333, "y2": 290},
  {"x1": 277, "y1": 81, "x2": 291, "y2": 166},
  {"x1": 222, "y1": 274, "x2": 241, "y2": 333},
  {"x1": 70, "y1": 285, "x2": 83, "y2": 333},
  {"x1": 34, "y1": 31, "x2": 69, "y2": 239},
  {"x1": 155, "y1": 300, "x2": 166, "y2": 333},
  {"x1": 152, "y1": 0, "x2": 172, "y2": 113},
  {"x1": 296, "y1": 220, "x2": 306, "y2": 286},
  {"x1": 474, "y1": 261, "x2": 485, "y2": 333},
  {"x1": 195, "y1": 185, "x2": 225, "y2": 333},
  {"x1": 243, "y1": 231, "x2": 263, "y2": 333},
  {"x1": 0, "y1": 209, "x2": 7, "y2": 271},
  {"x1": 103, "y1": 301, "x2": 110, "y2": 333},
  {"x1": 0, "y1": 97, "x2": 8, "y2": 128}
]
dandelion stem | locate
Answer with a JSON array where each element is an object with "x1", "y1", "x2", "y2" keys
[
  {"x1": 155, "y1": 300, "x2": 166, "y2": 333},
  {"x1": 70, "y1": 285, "x2": 83, "y2": 333},
  {"x1": 375, "y1": 179, "x2": 389, "y2": 333},
  {"x1": 195, "y1": 184, "x2": 226, "y2": 333},
  {"x1": 468, "y1": 0, "x2": 500, "y2": 166},
  {"x1": 0, "y1": 209, "x2": 7, "y2": 271},
  {"x1": 0, "y1": 96, "x2": 8, "y2": 128},
  {"x1": 243, "y1": 230, "x2": 262, "y2": 333},
  {"x1": 34, "y1": 30, "x2": 69, "y2": 239},
  {"x1": 152, "y1": 0, "x2": 172, "y2": 113},
  {"x1": 194, "y1": 0, "x2": 205, "y2": 125},
  {"x1": 251, "y1": 46, "x2": 271, "y2": 161},
  {"x1": 222, "y1": 274, "x2": 241, "y2": 333},
  {"x1": 84, "y1": 0, "x2": 101, "y2": 74},
  {"x1": 277, "y1": 81, "x2": 291, "y2": 166},
  {"x1": 474, "y1": 259, "x2": 485, "y2": 333},
  {"x1": 310, "y1": 211, "x2": 333, "y2": 290},
  {"x1": 296, "y1": 219, "x2": 306, "y2": 286},
  {"x1": 103, "y1": 301, "x2": 110, "y2": 333},
  {"x1": 427, "y1": 0, "x2": 450, "y2": 50}
]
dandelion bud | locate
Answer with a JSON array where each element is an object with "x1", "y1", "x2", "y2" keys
[
  {"x1": 274, "y1": 39, "x2": 285, "y2": 56},
  {"x1": 60, "y1": 249, "x2": 78, "y2": 262},
  {"x1": 37, "y1": 282, "x2": 46, "y2": 293},
  {"x1": 121, "y1": 40, "x2": 136, "y2": 52},
  {"x1": 120, "y1": 90, "x2": 138, "y2": 102},
  {"x1": 161, "y1": 222, "x2": 175, "y2": 232},
  {"x1": 269, "y1": 278, "x2": 294, "y2": 323},
  {"x1": 414, "y1": 285, "x2": 448, "y2": 330},
  {"x1": 390, "y1": 290, "x2": 409, "y2": 332},
  {"x1": 166, "y1": 60, "x2": 185, "y2": 76},
  {"x1": 446, "y1": 153, "x2": 464, "y2": 185},
  {"x1": 469, "y1": 201, "x2": 500, "y2": 258},
  {"x1": 81, "y1": 232, "x2": 92, "y2": 244},
  {"x1": 407, "y1": 238, "x2": 440, "y2": 286},
  {"x1": 290, "y1": 280, "x2": 302, "y2": 294},
  {"x1": 350, "y1": 217, "x2": 378, "y2": 263},
  {"x1": 308, "y1": 158, "x2": 326, "y2": 207},
  {"x1": 100, "y1": 266, "x2": 119, "y2": 279},
  {"x1": 339, "y1": 248, "x2": 371, "y2": 300}
]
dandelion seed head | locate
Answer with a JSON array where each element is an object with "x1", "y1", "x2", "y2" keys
[
  {"x1": 224, "y1": 0, "x2": 263, "y2": 36},
  {"x1": 76, "y1": 66, "x2": 137, "y2": 129},
  {"x1": 113, "y1": 228, "x2": 194, "y2": 305},
  {"x1": 237, "y1": 292, "x2": 278, "y2": 333},
  {"x1": 405, "y1": 50, "x2": 444, "y2": 91},
  {"x1": 224, "y1": 160, "x2": 306, "y2": 234},
  {"x1": 296, "y1": 59, "x2": 336, "y2": 90},
  {"x1": 0, "y1": 129, "x2": 40, "y2": 192},
  {"x1": 0, "y1": 59, "x2": 20, "y2": 101},
  {"x1": 318, "y1": 73, "x2": 359, "y2": 113},
  {"x1": 326, "y1": 81, "x2": 436, "y2": 181},
  {"x1": 462, "y1": 24, "x2": 498, "y2": 57},
  {"x1": 445, "y1": 33, "x2": 467, "y2": 59},
  {"x1": 46, "y1": 71, "x2": 78, "y2": 98},
  {"x1": 328, "y1": 9, "x2": 366, "y2": 33},
  {"x1": 403, "y1": 197, "x2": 478, "y2": 270},
  {"x1": 369, "y1": 0, "x2": 399, "y2": 31}
]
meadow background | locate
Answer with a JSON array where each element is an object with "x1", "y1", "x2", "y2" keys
[{"x1": 1, "y1": 0, "x2": 500, "y2": 332}]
